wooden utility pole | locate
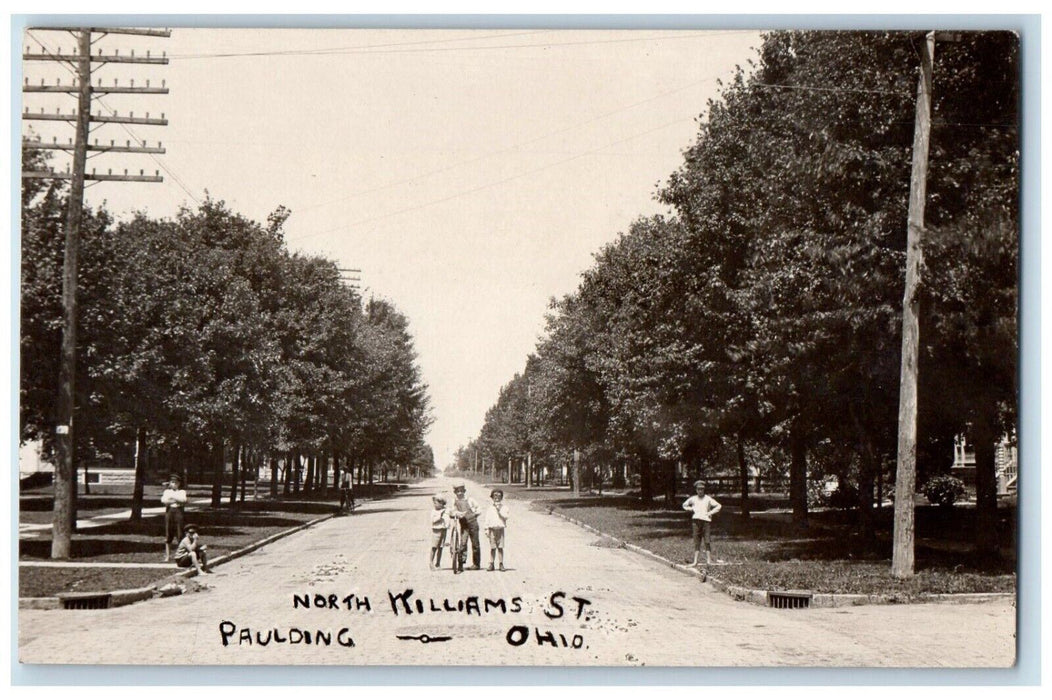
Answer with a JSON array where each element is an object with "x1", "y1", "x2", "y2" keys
[
  {"x1": 22, "y1": 27, "x2": 169, "y2": 559},
  {"x1": 44, "y1": 28, "x2": 92, "y2": 558},
  {"x1": 891, "y1": 31, "x2": 936, "y2": 579}
]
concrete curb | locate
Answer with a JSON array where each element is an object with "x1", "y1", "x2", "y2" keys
[
  {"x1": 18, "y1": 512, "x2": 338, "y2": 610},
  {"x1": 540, "y1": 504, "x2": 1015, "y2": 609}
]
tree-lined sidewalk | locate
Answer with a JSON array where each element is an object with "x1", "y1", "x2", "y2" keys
[
  {"x1": 458, "y1": 31, "x2": 1018, "y2": 567},
  {"x1": 22, "y1": 167, "x2": 436, "y2": 557}
]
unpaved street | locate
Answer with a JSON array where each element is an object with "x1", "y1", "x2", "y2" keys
[{"x1": 19, "y1": 478, "x2": 1016, "y2": 666}]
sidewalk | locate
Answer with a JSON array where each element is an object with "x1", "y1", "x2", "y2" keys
[{"x1": 19, "y1": 498, "x2": 213, "y2": 537}]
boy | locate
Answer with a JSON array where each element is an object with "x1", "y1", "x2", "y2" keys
[
  {"x1": 683, "y1": 480, "x2": 722, "y2": 566},
  {"x1": 338, "y1": 468, "x2": 355, "y2": 514},
  {"x1": 483, "y1": 489, "x2": 509, "y2": 571},
  {"x1": 429, "y1": 495, "x2": 449, "y2": 570},
  {"x1": 161, "y1": 474, "x2": 187, "y2": 561},
  {"x1": 174, "y1": 523, "x2": 211, "y2": 575},
  {"x1": 450, "y1": 483, "x2": 482, "y2": 570}
]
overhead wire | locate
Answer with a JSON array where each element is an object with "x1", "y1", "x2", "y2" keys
[
  {"x1": 293, "y1": 73, "x2": 728, "y2": 215},
  {"x1": 287, "y1": 115, "x2": 693, "y2": 245},
  {"x1": 168, "y1": 29, "x2": 761, "y2": 60}
]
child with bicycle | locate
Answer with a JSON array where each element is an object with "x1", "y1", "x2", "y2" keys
[
  {"x1": 429, "y1": 495, "x2": 449, "y2": 570},
  {"x1": 449, "y1": 483, "x2": 482, "y2": 572}
]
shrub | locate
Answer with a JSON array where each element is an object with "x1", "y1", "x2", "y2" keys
[
  {"x1": 923, "y1": 475, "x2": 965, "y2": 508},
  {"x1": 828, "y1": 482, "x2": 860, "y2": 509}
]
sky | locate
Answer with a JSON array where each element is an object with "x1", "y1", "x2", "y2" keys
[{"x1": 19, "y1": 27, "x2": 764, "y2": 468}]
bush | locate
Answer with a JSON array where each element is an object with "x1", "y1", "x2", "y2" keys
[
  {"x1": 923, "y1": 475, "x2": 965, "y2": 508},
  {"x1": 806, "y1": 479, "x2": 829, "y2": 508},
  {"x1": 828, "y1": 482, "x2": 860, "y2": 509}
]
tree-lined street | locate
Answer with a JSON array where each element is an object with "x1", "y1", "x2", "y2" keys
[
  {"x1": 18, "y1": 479, "x2": 1014, "y2": 666},
  {"x1": 17, "y1": 27, "x2": 1023, "y2": 671}
]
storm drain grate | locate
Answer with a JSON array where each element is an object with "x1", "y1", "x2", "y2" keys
[
  {"x1": 767, "y1": 591, "x2": 812, "y2": 609},
  {"x1": 59, "y1": 592, "x2": 112, "y2": 610}
]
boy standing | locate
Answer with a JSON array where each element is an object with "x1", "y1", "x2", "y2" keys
[
  {"x1": 161, "y1": 474, "x2": 187, "y2": 561},
  {"x1": 429, "y1": 495, "x2": 449, "y2": 570},
  {"x1": 450, "y1": 483, "x2": 482, "y2": 570},
  {"x1": 174, "y1": 523, "x2": 211, "y2": 575},
  {"x1": 483, "y1": 489, "x2": 509, "y2": 571},
  {"x1": 683, "y1": 480, "x2": 722, "y2": 566}
]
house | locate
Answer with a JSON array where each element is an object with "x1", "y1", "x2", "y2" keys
[{"x1": 951, "y1": 433, "x2": 1017, "y2": 495}]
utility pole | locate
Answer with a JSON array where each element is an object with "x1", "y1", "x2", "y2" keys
[
  {"x1": 22, "y1": 27, "x2": 169, "y2": 559},
  {"x1": 338, "y1": 268, "x2": 361, "y2": 292},
  {"x1": 891, "y1": 30, "x2": 936, "y2": 579}
]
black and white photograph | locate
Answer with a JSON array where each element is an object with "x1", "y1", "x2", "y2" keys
[{"x1": 12, "y1": 20, "x2": 1026, "y2": 671}]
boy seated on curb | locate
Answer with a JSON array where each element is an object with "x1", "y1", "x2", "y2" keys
[{"x1": 174, "y1": 523, "x2": 212, "y2": 575}]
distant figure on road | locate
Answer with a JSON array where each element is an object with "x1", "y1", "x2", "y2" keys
[
  {"x1": 429, "y1": 495, "x2": 449, "y2": 570},
  {"x1": 161, "y1": 474, "x2": 187, "y2": 562},
  {"x1": 483, "y1": 488, "x2": 509, "y2": 571},
  {"x1": 338, "y1": 468, "x2": 355, "y2": 514},
  {"x1": 174, "y1": 523, "x2": 211, "y2": 574},
  {"x1": 451, "y1": 483, "x2": 482, "y2": 570},
  {"x1": 683, "y1": 480, "x2": 722, "y2": 566}
]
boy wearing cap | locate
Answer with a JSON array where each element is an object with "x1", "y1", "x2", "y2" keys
[
  {"x1": 161, "y1": 474, "x2": 187, "y2": 561},
  {"x1": 683, "y1": 480, "x2": 722, "y2": 566},
  {"x1": 174, "y1": 524, "x2": 211, "y2": 574},
  {"x1": 450, "y1": 484, "x2": 482, "y2": 570},
  {"x1": 429, "y1": 494, "x2": 449, "y2": 570}
]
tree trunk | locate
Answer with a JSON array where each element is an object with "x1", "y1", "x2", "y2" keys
[
  {"x1": 663, "y1": 460, "x2": 677, "y2": 505},
  {"x1": 283, "y1": 453, "x2": 292, "y2": 496},
  {"x1": 973, "y1": 415, "x2": 1000, "y2": 557},
  {"x1": 239, "y1": 449, "x2": 248, "y2": 504},
  {"x1": 229, "y1": 444, "x2": 241, "y2": 505},
  {"x1": 210, "y1": 441, "x2": 224, "y2": 508},
  {"x1": 857, "y1": 451, "x2": 876, "y2": 541},
  {"x1": 737, "y1": 434, "x2": 750, "y2": 519},
  {"x1": 789, "y1": 425, "x2": 809, "y2": 528},
  {"x1": 130, "y1": 427, "x2": 147, "y2": 521},
  {"x1": 270, "y1": 454, "x2": 279, "y2": 498},
  {"x1": 303, "y1": 454, "x2": 313, "y2": 493},
  {"x1": 572, "y1": 450, "x2": 580, "y2": 496},
  {"x1": 639, "y1": 451, "x2": 653, "y2": 503},
  {"x1": 293, "y1": 453, "x2": 302, "y2": 494}
]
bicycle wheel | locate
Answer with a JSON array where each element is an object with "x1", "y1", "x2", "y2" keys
[{"x1": 450, "y1": 526, "x2": 462, "y2": 573}]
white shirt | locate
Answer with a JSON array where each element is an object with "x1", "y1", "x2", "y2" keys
[
  {"x1": 483, "y1": 503, "x2": 509, "y2": 529},
  {"x1": 161, "y1": 487, "x2": 187, "y2": 508},
  {"x1": 683, "y1": 494, "x2": 721, "y2": 521}
]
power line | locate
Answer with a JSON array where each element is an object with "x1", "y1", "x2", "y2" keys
[
  {"x1": 168, "y1": 29, "x2": 552, "y2": 59},
  {"x1": 168, "y1": 30, "x2": 760, "y2": 60},
  {"x1": 294, "y1": 72, "x2": 726, "y2": 216},
  {"x1": 287, "y1": 115, "x2": 692, "y2": 245}
]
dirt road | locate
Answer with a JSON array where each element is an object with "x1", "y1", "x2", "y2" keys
[{"x1": 18, "y1": 478, "x2": 1015, "y2": 666}]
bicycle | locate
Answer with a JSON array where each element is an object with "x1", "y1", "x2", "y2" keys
[{"x1": 448, "y1": 517, "x2": 466, "y2": 574}]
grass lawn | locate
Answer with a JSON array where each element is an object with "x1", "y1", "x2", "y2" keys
[
  {"x1": 18, "y1": 481, "x2": 409, "y2": 597},
  {"x1": 492, "y1": 482, "x2": 1016, "y2": 597},
  {"x1": 19, "y1": 566, "x2": 174, "y2": 598}
]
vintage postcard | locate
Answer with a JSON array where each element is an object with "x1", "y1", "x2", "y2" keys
[{"x1": 15, "y1": 25, "x2": 1020, "y2": 669}]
